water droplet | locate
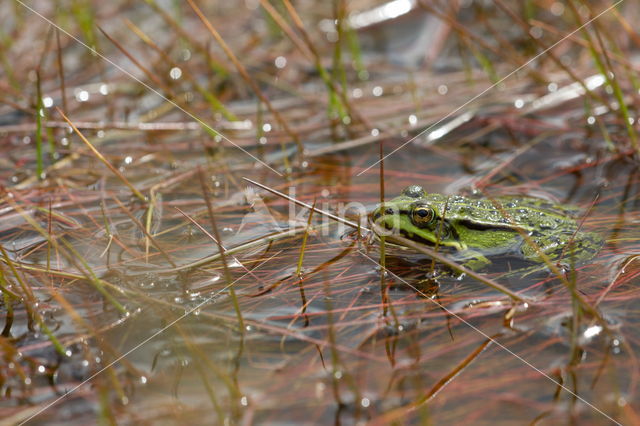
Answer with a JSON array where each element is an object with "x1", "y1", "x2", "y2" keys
[
  {"x1": 325, "y1": 31, "x2": 338, "y2": 42},
  {"x1": 550, "y1": 2, "x2": 564, "y2": 16},
  {"x1": 529, "y1": 26, "x2": 543, "y2": 39},
  {"x1": 275, "y1": 56, "x2": 287, "y2": 69},
  {"x1": 583, "y1": 325, "x2": 602, "y2": 339},
  {"x1": 75, "y1": 90, "x2": 90, "y2": 102},
  {"x1": 169, "y1": 67, "x2": 182, "y2": 80}
]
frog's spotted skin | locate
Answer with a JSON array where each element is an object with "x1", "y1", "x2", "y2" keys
[{"x1": 370, "y1": 185, "x2": 603, "y2": 272}]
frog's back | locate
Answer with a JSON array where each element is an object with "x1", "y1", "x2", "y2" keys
[
  {"x1": 495, "y1": 195, "x2": 583, "y2": 217},
  {"x1": 427, "y1": 194, "x2": 581, "y2": 231}
]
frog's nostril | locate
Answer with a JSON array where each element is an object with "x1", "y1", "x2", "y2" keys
[{"x1": 385, "y1": 208, "x2": 394, "y2": 215}]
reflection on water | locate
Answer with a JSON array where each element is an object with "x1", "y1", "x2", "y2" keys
[
  {"x1": 2, "y1": 132, "x2": 639, "y2": 424},
  {"x1": 2, "y1": 1, "x2": 640, "y2": 423}
]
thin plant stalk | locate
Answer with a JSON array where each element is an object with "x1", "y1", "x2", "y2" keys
[
  {"x1": 330, "y1": 0, "x2": 349, "y2": 123},
  {"x1": 0, "y1": 263, "x2": 22, "y2": 300},
  {"x1": 378, "y1": 140, "x2": 389, "y2": 315},
  {"x1": 377, "y1": 141, "x2": 400, "y2": 325},
  {"x1": 492, "y1": 0, "x2": 607, "y2": 105},
  {"x1": 590, "y1": 20, "x2": 639, "y2": 152},
  {"x1": 2, "y1": 291, "x2": 14, "y2": 336},
  {"x1": 481, "y1": 195, "x2": 607, "y2": 325},
  {"x1": 57, "y1": 107, "x2": 147, "y2": 202},
  {"x1": 296, "y1": 198, "x2": 317, "y2": 277},
  {"x1": 375, "y1": 226, "x2": 530, "y2": 303},
  {"x1": 1, "y1": 190, "x2": 126, "y2": 313},
  {"x1": 35, "y1": 70, "x2": 44, "y2": 179},
  {"x1": 186, "y1": 0, "x2": 303, "y2": 158},
  {"x1": 123, "y1": 19, "x2": 237, "y2": 121},
  {"x1": 0, "y1": 243, "x2": 36, "y2": 303},
  {"x1": 242, "y1": 177, "x2": 364, "y2": 231},
  {"x1": 198, "y1": 168, "x2": 245, "y2": 334},
  {"x1": 0, "y1": 244, "x2": 65, "y2": 354},
  {"x1": 143, "y1": 0, "x2": 229, "y2": 76},
  {"x1": 278, "y1": 0, "x2": 372, "y2": 130},
  {"x1": 378, "y1": 336, "x2": 495, "y2": 423},
  {"x1": 97, "y1": 26, "x2": 171, "y2": 93},
  {"x1": 112, "y1": 197, "x2": 176, "y2": 268},
  {"x1": 55, "y1": 29, "x2": 68, "y2": 114},
  {"x1": 58, "y1": 237, "x2": 127, "y2": 313}
]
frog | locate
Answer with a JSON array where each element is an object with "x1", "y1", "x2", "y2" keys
[{"x1": 369, "y1": 185, "x2": 603, "y2": 274}]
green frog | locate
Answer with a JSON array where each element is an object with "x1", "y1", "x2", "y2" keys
[{"x1": 370, "y1": 185, "x2": 603, "y2": 273}]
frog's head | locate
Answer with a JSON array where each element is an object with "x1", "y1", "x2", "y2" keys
[{"x1": 370, "y1": 185, "x2": 458, "y2": 247}]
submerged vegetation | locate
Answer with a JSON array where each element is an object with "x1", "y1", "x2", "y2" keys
[{"x1": 1, "y1": 0, "x2": 640, "y2": 424}]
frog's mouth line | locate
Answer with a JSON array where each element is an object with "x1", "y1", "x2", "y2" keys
[
  {"x1": 399, "y1": 229, "x2": 437, "y2": 246},
  {"x1": 372, "y1": 209, "x2": 459, "y2": 247},
  {"x1": 374, "y1": 220, "x2": 439, "y2": 247}
]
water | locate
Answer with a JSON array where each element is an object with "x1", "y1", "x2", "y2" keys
[
  {"x1": 2, "y1": 130, "x2": 638, "y2": 424},
  {"x1": 2, "y1": 1, "x2": 640, "y2": 423}
]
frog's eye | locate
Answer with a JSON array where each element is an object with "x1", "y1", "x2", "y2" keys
[{"x1": 412, "y1": 206, "x2": 435, "y2": 226}]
